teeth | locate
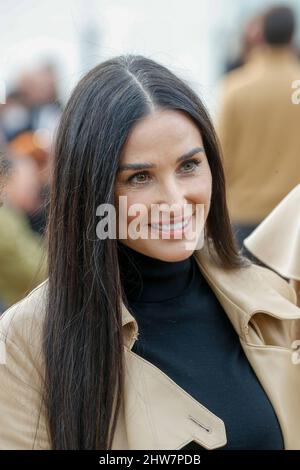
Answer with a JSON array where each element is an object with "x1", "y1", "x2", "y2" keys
[{"x1": 151, "y1": 218, "x2": 190, "y2": 231}]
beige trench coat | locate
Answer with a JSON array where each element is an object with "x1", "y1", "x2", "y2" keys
[
  {"x1": 0, "y1": 243, "x2": 300, "y2": 450},
  {"x1": 244, "y1": 184, "x2": 300, "y2": 307}
]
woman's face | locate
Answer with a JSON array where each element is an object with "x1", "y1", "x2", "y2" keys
[{"x1": 114, "y1": 109, "x2": 212, "y2": 261}]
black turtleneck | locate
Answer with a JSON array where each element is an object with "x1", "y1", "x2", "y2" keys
[
  {"x1": 117, "y1": 242, "x2": 284, "y2": 450},
  {"x1": 118, "y1": 242, "x2": 194, "y2": 303}
]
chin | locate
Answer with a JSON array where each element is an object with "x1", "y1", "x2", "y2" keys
[{"x1": 142, "y1": 240, "x2": 195, "y2": 262}]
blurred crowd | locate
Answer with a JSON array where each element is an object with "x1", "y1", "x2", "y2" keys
[
  {"x1": 0, "y1": 4, "x2": 300, "y2": 311},
  {"x1": 217, "y1": 5, "x2": 300, "y2": 254},
  {"x1": 0, "y1": 63, "x2": 62, "y2": 311}
]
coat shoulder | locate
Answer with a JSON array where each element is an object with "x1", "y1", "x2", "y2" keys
[
  {"x1": 0, "y1": 279, "x2": 48, "y2": 355},
  {"x1": 249, "y1": 263, "x2": 297, "y2": 305},
  {"x1": 0, "y1": 280, "x2": 50, "y2": 449}
]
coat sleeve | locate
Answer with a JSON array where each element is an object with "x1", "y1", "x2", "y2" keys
[
  {"x1": 0, "y1": 206, "x2": 47, "y2": 308},
  {"x1": 0, "y1": 285, "x2": 51, "y2": 449}
]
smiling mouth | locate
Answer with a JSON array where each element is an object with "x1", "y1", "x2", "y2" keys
[{"x1": 149, "y1": 215, "x2": 192, "y2": 232}]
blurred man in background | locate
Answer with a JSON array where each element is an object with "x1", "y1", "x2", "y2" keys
[
  {"x1": 218, "y1": 5, "x2": 300, "y2": 249},
  {"x1": 0, "y1": 61, "x2": 60, "y2": 312},
  {"x1": 0, "y1": 63, "x2": 61, "y2": 235},
  {"x1": 0, "y1": 151, "x2": 47, "y2": 312},
  {"x1": 224, "y1": 13, "x2": 264, "y2": 73}
]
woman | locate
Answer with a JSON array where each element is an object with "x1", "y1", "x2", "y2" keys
[
  {"x1": 0, "y1": 55, "x2": 299, "y2": 450},
  {"x1": 244, "y1": 184, "x2": 300, "y2": 306}
]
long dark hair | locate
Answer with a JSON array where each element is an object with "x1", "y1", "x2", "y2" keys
[{"x1": 43, "y1": 54, "x2": 248, "y2": 450}]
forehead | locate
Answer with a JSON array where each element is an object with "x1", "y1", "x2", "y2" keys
[{"x1": 120, "y1": 109, "x2": 203, "y2": 162}]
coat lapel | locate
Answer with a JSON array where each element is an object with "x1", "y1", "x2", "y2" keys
[{"x1": 121, "y1": 347, "x2": 227, "y2": 450}]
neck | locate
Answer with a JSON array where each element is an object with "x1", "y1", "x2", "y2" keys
[
  {"x1": 117, "y1": 242, "x2": 194, "y2": 302},
  {"x1": 249, "y1": 44, "x2": 295, "y2": 64}
]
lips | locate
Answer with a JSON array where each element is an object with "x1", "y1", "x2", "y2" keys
[{"x1": 149, "y1": 215, "x2": 193, "y2": 233}]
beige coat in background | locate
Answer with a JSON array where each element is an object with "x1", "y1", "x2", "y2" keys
[{"x1": 217, "y1": 46, "x2": 300, "y2": 225}]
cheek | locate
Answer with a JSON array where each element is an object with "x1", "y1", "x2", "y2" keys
[
  {"x1": 188, "y1": 172, "x2": 212, "y2": 222},
  {"x1": 115, "y1": 187, "x2": 152, "y2": 226},
  {"x1": 190, "y1": 172, "x2": 212, "y2": 203},
  {"x1": 203, "y1": 175, "x2": 213, "y2": 216}
]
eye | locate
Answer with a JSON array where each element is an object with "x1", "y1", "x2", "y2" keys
[
  {"x1": 125, "y1": 158, "x2": 202, "y2": 186},
  {"x1": 127, "y1": 171, "x2": 151, "y2": 185},
  {"x1": 179, "y1": 158, "x2": 202, "y2": 173}
]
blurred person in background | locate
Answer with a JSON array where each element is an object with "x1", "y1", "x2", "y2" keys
[
  {"x1": 0, "y1": 91, "x2": 31, "y2": 142},
  {"x1": 0, "y1": 151, "x2": 6, "y2": 203},
  {"x1": 17, "y1": 63, "x2": 62, "y2": 137},
  {"x1": 0, "y1": 63, "x2": 61, "y2": 143},
  {"x1": 0, "y1": 152, "x2": 8, "y2": 313},
  {"x1": 225, "y1": 13, "x2": 264, "y2": 73},
  {"x1": 0, "y1": 63, "x2": 61, "y2": 235},
  {"x1": 217, "y1": 5, "x2": 300, "y2": 250},
  {"x1": 9, "y1": 130, "x2": 51, "y2": 235},
  {"x1": 0, "y1": 150, "x2": 47, "y2": 311}
]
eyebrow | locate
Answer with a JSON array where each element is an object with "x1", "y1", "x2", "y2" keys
[{"x1": 117, "y1": 146, "x2": 205, "y2": 172}]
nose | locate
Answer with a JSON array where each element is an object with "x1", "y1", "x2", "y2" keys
[
  {"x1": 156, "y1": 177, "x2": 187, "y2": 204},
  {"x1": 153, "y1": 178, "x2": 190, "y2": 219}
]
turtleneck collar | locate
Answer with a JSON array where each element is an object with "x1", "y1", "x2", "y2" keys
[{"x1": 117, "y1": 241, "x2": 195, "y2": 303}]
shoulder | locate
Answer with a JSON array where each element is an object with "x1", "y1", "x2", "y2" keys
[
  {"x1": 0, "y1": 280, "x2": 50, "y2": 449},
  {"x1": 0, "y1": 205, "x2": 33, "y2": 241},
  {"x1": 204, "y1": 240, "x2": 297, "y2": 306},
  {"x1": 0, "y1": 279, "x2": 48, "y2": 357},
  {"x1": 195, "y1": 243, "x2": 297, "y2": 306},
  {"x1": 249, "y1": 263, "x2": 297, "y2": 305}
]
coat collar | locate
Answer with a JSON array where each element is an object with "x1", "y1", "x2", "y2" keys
[
  {"x1": 121, "y1": 242, "x2": 300, "y2": 349},
  {"x1": 247, "y1": 45, "x2": 298, "y2": 67}
]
